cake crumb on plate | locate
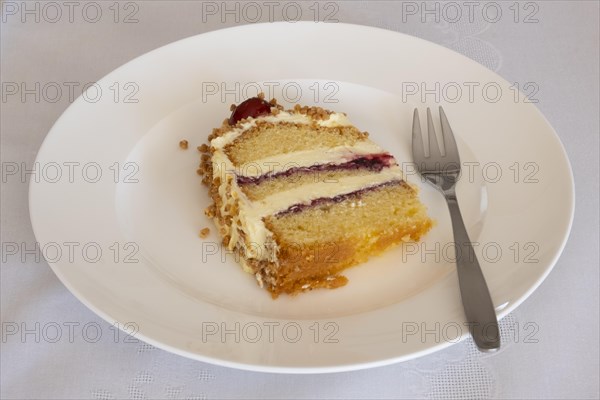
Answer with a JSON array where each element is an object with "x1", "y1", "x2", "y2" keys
[{"x1": 199, "y1": 227, "x2": 210, "y2": 238}]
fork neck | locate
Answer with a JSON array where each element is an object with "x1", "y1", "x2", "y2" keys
[{"x1": 424, "y1": 173, "x2": 458, "y2": 200}]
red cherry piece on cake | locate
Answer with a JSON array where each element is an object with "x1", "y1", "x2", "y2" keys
[{"x1": 229, "y1": 97, "x2": 272, "y2": 125}]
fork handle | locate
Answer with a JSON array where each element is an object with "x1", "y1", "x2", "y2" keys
[{"x1": 446, "y1": 194, "x2": 501, "y2": 351}]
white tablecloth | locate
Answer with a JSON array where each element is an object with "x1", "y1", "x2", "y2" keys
[{"x1": 2, "y1": 1, "x2": 599, "y2": 399}]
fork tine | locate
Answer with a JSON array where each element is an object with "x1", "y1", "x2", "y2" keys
[
  {"x1": 427, "y1": 107, "x2": 443, "y2": 159},
  {"x1": 412, "y1": 108, "x2": 426, "y2": 159},
  {"x1": 439, "y1": 106, "x2": 460, "y2": 163}
]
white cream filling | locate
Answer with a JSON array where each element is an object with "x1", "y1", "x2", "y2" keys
[{"x1": 232, "y1": 142, "x2": 386, "y2": 178}]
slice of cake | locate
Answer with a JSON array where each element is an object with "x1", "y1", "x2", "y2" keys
[{"x1": 198, "y1": 95, "x2": 432, "y2": 297}]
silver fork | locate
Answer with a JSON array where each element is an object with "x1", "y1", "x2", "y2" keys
[{"x1": 412, "y1": 107, "x2": 500, "y2": 352}]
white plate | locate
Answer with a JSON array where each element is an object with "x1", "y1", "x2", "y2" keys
[{"x1": 30, "y1": 23, "x2": 574, "y2": 373}]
